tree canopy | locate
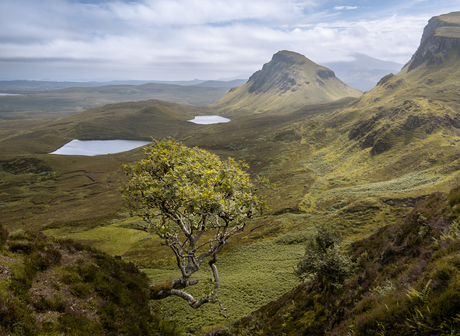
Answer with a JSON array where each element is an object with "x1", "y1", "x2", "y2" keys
[
  {"x1": 119, "y1": 138, "x2": 268, "y2": 316},
  {"x1": 295, "y1": 223, "x2": 355, "y2": 291}
]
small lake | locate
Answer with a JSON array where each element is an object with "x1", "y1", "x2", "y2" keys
[
  {"x1": 187, "y1": 115, "x2": 230, "y2": 124},
  {"x1": 50, "y1": 139, "x2": 150, "y2": 156},
  {"x1": 0, "y1": 93, "x2": 22, "y2": 96},
  {"x1": 50, "y1": 116, "x2": 230, "y2": 156}
]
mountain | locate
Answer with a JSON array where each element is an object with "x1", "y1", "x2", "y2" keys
[
  {"x1": 324, "y1": 53, "x2": 403, "y2": 91},
  {"x1": 210, "y1": 50, "x2": 362, "y2": 117},
  {"x1": 192, "y1": 79, "x2": 247, "y2": 88},
  {"x1": 403, "y1": 11, "x2": 460, "y2": 72},
  {"x1": 209, "y1": 11, "x2": 460, "y2": 335},
  {"x1": 339, "y1": 11, "x2": 460, "y2": 159}
]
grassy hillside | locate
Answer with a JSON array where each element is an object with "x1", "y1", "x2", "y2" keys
[
  {"x1": 0, "y1": 99, "x2": 214, "y2": 155},
  {"x1": 219, "y1": 186, "x2": 460, "y2": 335},
  {"x1": 0, "y1": 225, "x2": 182, "y2": 335}
]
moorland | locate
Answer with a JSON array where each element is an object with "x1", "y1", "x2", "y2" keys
[{"x1": 1, "y1": 11, "x2": 460, "y2": 336}]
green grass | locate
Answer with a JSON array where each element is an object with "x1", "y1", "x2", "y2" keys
[
  {"x1": 144, "y1": 238, "x2": 304, "y2": 333},
  {"x1": 314, "y1": 172, "x2": 443, "y2": 202}
]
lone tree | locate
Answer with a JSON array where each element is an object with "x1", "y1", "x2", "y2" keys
[
  {"x1": 295, "y1": 223, "x2": 355, "y2": 291},
  {"x1": 119, "y1": 138, "x2": 267, "y2": 316}
]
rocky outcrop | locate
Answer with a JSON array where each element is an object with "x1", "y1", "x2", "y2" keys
[
  {"x1": 247, "y1": 52, "x2": 306, "y2": 94},
  {"x1": 406, "y1": 13, "x2": 460, "y2": 72}
]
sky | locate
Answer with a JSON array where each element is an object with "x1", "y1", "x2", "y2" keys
[{"x1": 0, "y1": 0, "x2": 459, "y2": 81}]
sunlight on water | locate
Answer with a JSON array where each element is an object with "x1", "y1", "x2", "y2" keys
[{"x1": 50, "y1": 139, "x2": 150, "y2": 156}]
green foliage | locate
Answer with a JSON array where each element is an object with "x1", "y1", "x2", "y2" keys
[
  {"x1": 120, "y1": 137, "x2": 267, "y2": 235},
  {"x1": 120, "y1": 137, "x2": 270, "y2": 315},
  {"x1": 295, "y1": 223, "x2": 356, "y2": 289}
]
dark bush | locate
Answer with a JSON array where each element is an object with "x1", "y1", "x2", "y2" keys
[
  {"x1": 9, "y1": 242, "x2": 33, "y2": 254},
  {"x1": 77, "y1": 264, "x2": 98, "y2": 283},
  {"x1": 0, "y1": 225, "x2": 8, "y2": 248},
  {"x1": 448, "y1": 185, "x2": 460, "y2": 208}
]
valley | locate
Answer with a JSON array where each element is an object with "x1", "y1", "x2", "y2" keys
[{"x1": 1, "y1": 11, "x2": 460, "y2": 335}]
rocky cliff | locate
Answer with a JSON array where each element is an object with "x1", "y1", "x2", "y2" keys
[{"x1": 406, "y1": 12, "x2": 460, "y2": 71}]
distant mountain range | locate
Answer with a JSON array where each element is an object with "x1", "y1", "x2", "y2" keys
[
  {"x1": 0, "y1": 79, "x2": 246, "y2": 92},
  {"x1": 324, "y1": 53, "x2": 403, "y2": 91},
  {"x1": 0, "y1": 55, "x2": 402, "y2": 94}
]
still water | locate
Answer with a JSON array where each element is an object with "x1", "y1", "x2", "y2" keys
[
  {"x1": 50, "y1": 139, "x2": 150, "y2": 156},
  {"x1": 50, "y1": 116, "x2": 230, "y2": 156},
  {"x1": 187, "y1": 115, "x2": 230, "y2": 124}
]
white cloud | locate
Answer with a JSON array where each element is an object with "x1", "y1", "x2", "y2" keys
[
  {"x1": 334, "y1": 6, "x2": 358, "y2": 10},
  {"x1": 0, "y1": 0, "x2": 459, "y2": 80}
]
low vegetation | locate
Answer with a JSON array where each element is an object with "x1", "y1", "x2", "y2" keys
[
  {"x1": 0, "y1": 226, "x2": 183, "y2": 335},
  {"x1": 217, "y1": 185, "x2": 460, "y2": 335}
]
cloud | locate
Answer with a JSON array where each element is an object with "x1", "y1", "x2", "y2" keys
[
  {"x1": 334, "y1": 6, "x2": 358, "y2": 10},
  {"x1": 0, "y1": 0, "x2": 459, "y2": 80}
]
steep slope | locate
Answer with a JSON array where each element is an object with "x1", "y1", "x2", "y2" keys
[
  {"x1": 404, "y1": 11, "x2": 460, "y2": 72},
  {"x1": 333, "y1": 11, "x2": 460, "y2": 160},
  {"x1": 219, "y1": 186, "x2": 460, "y2": 336},
  {"x1": 0, "y1": 225, "x2": 181, "y2": 335},
  {"x1": 210, "y1": 50, "x2": 362, "y2": 117}
]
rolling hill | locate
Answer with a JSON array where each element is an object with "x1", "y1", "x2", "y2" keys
[{"x1": 0, "y1": 82, "x2": 232, "y2": 120}]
